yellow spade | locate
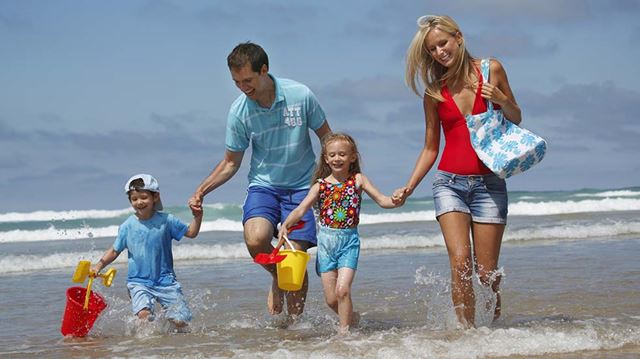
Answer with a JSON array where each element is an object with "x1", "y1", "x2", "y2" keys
[{"x1": 72, "y1": 260, "x2": 117, "y2": 310}]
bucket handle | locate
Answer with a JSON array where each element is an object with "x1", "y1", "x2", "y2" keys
[{"x1": 282, "y1": 234, "x2": 297, "y2": 251}]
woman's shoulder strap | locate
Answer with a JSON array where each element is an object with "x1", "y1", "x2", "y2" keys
[{"x1": 480, "y1": 58, "x2": 491, "y2": 82}]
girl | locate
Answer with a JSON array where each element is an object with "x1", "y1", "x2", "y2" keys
[
  {"x1": 393, "y1": 15, "x2": 521, "y2": 328},
  {"x1": 277, "y1": 133, "x2": 397, "y2": 333}
]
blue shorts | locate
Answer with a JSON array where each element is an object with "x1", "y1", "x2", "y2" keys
[
  {"x1": 316, "y1": 226, "x2": 360, "y2": 275},
  {"x1": 242, "y1": 185, "x2": 317, "y2": 245},
  {"x1": 127, "y1": 281, "x2": 192, "y2": 322},
  {"x1": 432, "y1": 170, "x2": 508, "y2": 224}
]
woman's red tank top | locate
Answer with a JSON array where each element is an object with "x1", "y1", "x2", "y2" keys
[{"x1": 436, "y1": 67, "x2": 492, "y2": 175}]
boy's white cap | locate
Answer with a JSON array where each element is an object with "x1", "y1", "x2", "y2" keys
[{"x1": 124, "y1": 174, "x2": 163, "y2": 211}]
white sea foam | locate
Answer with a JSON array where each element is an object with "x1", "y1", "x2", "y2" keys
[
  {"x1": 2, "y1": 198, "x2": 640, "y2": 243},
  {"x1": 0, "y1": 243, "x2": 250, "y2": 274},
  {"x1": 0, "y1": 208, "x2": 132, "y2": 223},
  {"x1": 509, "y1": 198, "x2": 640, "y2": 216},
  {"x1": 0, "y1": 224, "x2": 121, "y2": 243},
  {"x1": 506, "y1": 221, "x2": 640, "y2": 241},
  {"x1": 0, "y1": 202, "x2": 240, "y2": 223},
  {"x1": 360, "y1": 211, "x2": 436, "y2": 225},
  {"x1": 361, "y1": 234, "x2": 443, "y2": 250},
  {"x1": 230, "y1": 323, "x2": 640, "y2": 358},
  {"x1": 3, "y1": 221, "x2": 638, "y2": 274},
  {"x1": 574, "y1": 190, "x2": 640, "y2": 198},
  {"x1": 0, "y1": 219, "x2": 243, "y2": 243}
]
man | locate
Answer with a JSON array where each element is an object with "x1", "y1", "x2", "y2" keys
[{"x1": 188, "y1": 42, "x2": 331, "y2": 317}]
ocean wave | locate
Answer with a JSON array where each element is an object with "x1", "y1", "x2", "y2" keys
[
  {"x1": 360, "y1": 211, "x2": 436, "y2": 225},
  {"x1": 509, "y1": 198, "x2": 640, "y2": 216},
  {"x1": 0, "y1": 203, "x2": 241, "y2": 223},
  {"x1": 0, "y1": 224, "x2": 121, "y2": 243},
  {"x1": 0, "y1": 243, "x2": 251, "y2": 274},
  {"x1": 266, "y1": 324, "x2": 640, "y2": 358},
  {"x1": 2, "y1": 221, "x2": 638, "y2": 274},
  {"x1": 574, "y1": 190, "x2": 640, "y2": 198},
  {"x1": 0, "y1": 219, "x2": 243, "y2": 243},
  {"x1": 0, "y1": 208, "x2": 132, "y2": 223},
  {"x1": 505, "y1": 221, "x2": 640, "y2": 241}
]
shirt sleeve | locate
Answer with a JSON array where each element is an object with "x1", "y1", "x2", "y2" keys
[
  {"x1": 167, "y1": 214, "x2": 189, "y2": 242},
  {"x1": 113, "y1": 223, "x2": 127, "y2": 252},
  {"x1": 305, "y1": 88, "x2": 326, "y2": 131},
  {"x1": 225, "y1": 111, "x2": 250, "y2": 152}
]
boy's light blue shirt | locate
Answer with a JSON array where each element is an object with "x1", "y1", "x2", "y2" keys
[
  {"x1": 225, "y1": 75, "x2": 326, "y2": 189},
  {"x1": 113, "y1": 212, "x2": 188, "y2": 287}
]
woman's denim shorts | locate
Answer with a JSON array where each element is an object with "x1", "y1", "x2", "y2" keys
[{"x1": 432, "y1": 170, "x2": 508, "y2": 224}]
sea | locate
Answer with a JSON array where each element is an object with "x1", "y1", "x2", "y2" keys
[{"x1": 1, "y1": 187, "x2": 639, "y2": 358}]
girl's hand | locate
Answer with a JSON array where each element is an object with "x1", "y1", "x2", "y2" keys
[
  {"x1": 480, "y1": 82, "x2": 507, "y2": 106},
  {"x1": 392, "y1": 186, "x2": 412, "y2": 205},
  {"x1": 277, "y1": 224, "x2": 289, "y2": 244}
]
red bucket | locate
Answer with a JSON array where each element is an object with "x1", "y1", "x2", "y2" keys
[{"x1": 60, "y1": 286, "x2": 107, "y2": 337}]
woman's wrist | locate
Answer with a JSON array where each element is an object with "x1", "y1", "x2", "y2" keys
[{"x1": 405, "y1": 185, "x2": 415, "y2": 195}]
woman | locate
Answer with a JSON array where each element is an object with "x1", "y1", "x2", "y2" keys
[{"x1": 393, "y1": 15, "x2": 521, "y2": 328}]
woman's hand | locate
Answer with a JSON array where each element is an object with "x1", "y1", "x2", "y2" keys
[
  {"x1": 392, "y1": 186, "x2": 413, "y2": 206},
  {"x1": 480, "y1": 82, "x2": 508, "y2": 107}
]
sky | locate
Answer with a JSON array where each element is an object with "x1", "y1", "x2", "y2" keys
[{"x1": 1, "y1": 0, "x2": 639, "y2": 212}]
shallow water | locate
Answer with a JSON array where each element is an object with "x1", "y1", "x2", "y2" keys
[
  {"x1": 2, "y1": 190, "x2": 640, "y2": 358},
  {"x1": 1, "y1": 234, "x2": 639, "y2": 358}
]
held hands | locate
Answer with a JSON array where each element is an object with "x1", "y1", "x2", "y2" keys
[
  {"x1": 276, "y1": 220, "x2": 305, "y2": 250},
  {"x1": 480, "y1": 82, "x2": 507, "y2": 106},
  {"x1": 392, "y1": 186, "x2": 413, "y2": 206},
  {"x1": 190, "y1": 203, "x2": 203, "y2": 218},
  {"x1": 188, "y1": 194, "x2": 203, "y2": 212},
  {"x1": 276, "y1": 223, "x2": 290, "y2": 248}
]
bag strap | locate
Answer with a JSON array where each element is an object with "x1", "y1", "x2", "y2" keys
[{"x1": 480, "y1": 58, "x2": 493, "y2": 111}]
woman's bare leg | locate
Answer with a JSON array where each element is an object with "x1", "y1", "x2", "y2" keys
[
  {"x1": 438, "y1": 212, "x2": 475, "y2": 328},
  {"x1": 471, "y1": 222, "x2": 505, "y2": 321}
]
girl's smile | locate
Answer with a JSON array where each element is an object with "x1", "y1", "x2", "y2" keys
[{"x1": 324, "y1": 140, "x2": 356, "y2": 179}]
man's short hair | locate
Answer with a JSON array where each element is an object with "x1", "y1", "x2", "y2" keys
[{"x1": 227, "y1": 42, "x2": 269, "y2": 73}]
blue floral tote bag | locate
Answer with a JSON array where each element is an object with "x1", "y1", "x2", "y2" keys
[{"x1": 465, "y1": 59, "x2": 547, "y2": 179}]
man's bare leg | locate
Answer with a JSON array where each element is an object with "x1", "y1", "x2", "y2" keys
[{"x1": 243, "y1": 217, "x2": 284, "y2": 315}]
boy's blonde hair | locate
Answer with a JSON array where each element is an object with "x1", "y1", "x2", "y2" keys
[
  {"x1": 312, "y1": 133, "x2": 362, "y2": 184},
  {"x1": 405, "y1": 15, "x2": 476, "y2": 102}
]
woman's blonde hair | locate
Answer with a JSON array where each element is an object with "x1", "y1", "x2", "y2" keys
[
  {"x1": 405, "y1": 15, "x2": 476, "y2": 102},
  {"x1": 312, "y1": 132, "x2": 362, "y2": 184}
]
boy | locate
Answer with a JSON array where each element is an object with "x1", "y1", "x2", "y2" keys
[{"x1": 92, "y1": 174, "x2": 203, "y2": 329}]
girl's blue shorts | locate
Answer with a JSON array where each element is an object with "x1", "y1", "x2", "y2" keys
[{"x1": 316, "y1": 226, "x2": 360, "y2": 275}]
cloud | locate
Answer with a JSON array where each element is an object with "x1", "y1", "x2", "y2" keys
[
  {"x1": 0, "y1": 120, "x2": 27, "y2": 140},
  {"x1": 0, "y1": 122, "x2": 229, "y2": 211},
  {"x1": 0, "y1": 7, "x2": 31, "y2": 31},
  {"x1": 468, "y1": 32, "x2": 559, "y2": 59},
  {"x1": 320, "y1": 76, "x2": 411, "y2": 102},
  {"x1": 516, "y1": 81, "x2": 640, "y2": 181},
  {"x1": 195, "y1": 1, "x2": 318, "y2": 30}
]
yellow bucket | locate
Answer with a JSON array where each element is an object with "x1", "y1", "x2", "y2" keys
[{"x1": 276, "y1": 249, "x2": 310, "y2": 291}]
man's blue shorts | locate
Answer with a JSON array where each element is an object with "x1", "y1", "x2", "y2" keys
[
  {"x1": 127, "y1": 281, "x2": 192, "y2": 322},
  {"x1": 242, "y1": 186, "x2": 317, "y2": 246}
]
